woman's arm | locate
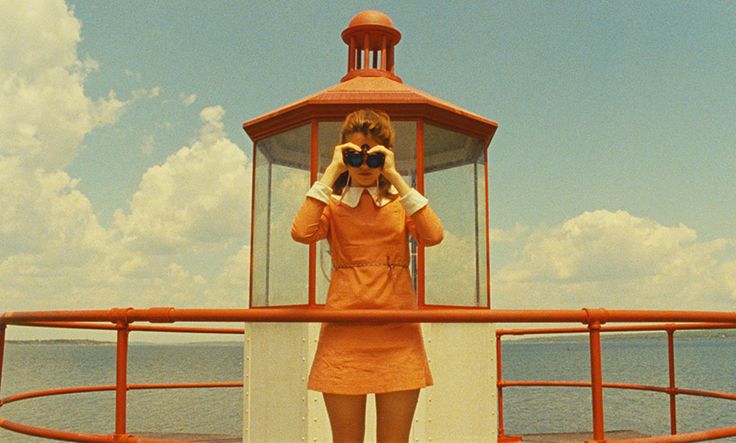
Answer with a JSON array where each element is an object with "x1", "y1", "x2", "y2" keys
[
  {"x1": 291, "y1": 192, "x2": 331, "y2": 244},
  {"x1": 405, "y1": 200, "x2": 444, "y2": 246},
  {"x1": 368, "y1": 145, "x2": 444, "y2": 246},
  {"x1": 291, "y1": 142, "x2": 356, "y2": 244}
]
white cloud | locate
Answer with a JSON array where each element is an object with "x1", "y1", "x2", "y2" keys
[
  {"x1": 492, "y1": 210, "x2": 736, "y2": 311},
  {"x1": 124, "y1": 69, "x2": 142, "y2": 80},
  {"x1": 180, "y1": 93, "x2": 198, "y2": 106},
  {"x1": 0, "y1": 2, "x2": 252, "y2": 323},
  {"x1": 491, "y1": 225, "x2": 529, "y2": 244},
  {"x1": 95, "y1": 90, "x2": 128, "y2": 125},
  {"x1": 426, "y1": 229, "x2": 479, "y2": 305},
  {"x1": 133, "y1": 86, "x2": 161, "y2": 99},
  {"x1": 114, "y1": 106, "x2": 251, "y2": 255},
  {"x1": 139, "y1": 134, "x2": 155, "y2": 155},
  {"x1": 0, "y1": 0, "x2": 130, "y2": 171}
]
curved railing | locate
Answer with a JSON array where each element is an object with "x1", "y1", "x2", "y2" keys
[
  {"x1": 496, "y1": 322, "x2": 736, "y2": 443},
  {"x1": 1, "y1": 307, "x2": 736, "y2": 442}
]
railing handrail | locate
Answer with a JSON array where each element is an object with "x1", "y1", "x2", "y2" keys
[
  {"x1": 3, "y1": 306, "x2": 736, "y2": 324},
  {"x1": 496, "y1": 322, "x2": 736, "y2": 443},
  {"x1": 2, "y1": 307, "x2": 736, "y2": 442}
]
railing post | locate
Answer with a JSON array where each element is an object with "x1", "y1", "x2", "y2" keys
[
  {"x1": 588, "y1": 320, "x2": 605, "y2": 441},
  {"x1": 115, "y1": 321, "x2": 130, "y2": 436},
  {"x1": 496, "y1": 332, "x2": 522, "y2": 443},
  {"x1": 497, "y1": 333, "x2": 506, "y2": 439},
  {"x1": 667, "y1": 327, "x2": 677, "y2": 435},
  {"x1": 0, "y1": 323, "x2": 6, "y2": 395}
]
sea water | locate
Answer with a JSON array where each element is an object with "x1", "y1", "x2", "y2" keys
[{"x1": 1, "y1": 332, "x2": 734, "y2": 442}]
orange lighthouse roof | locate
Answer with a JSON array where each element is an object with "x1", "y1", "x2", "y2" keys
[{"x1": 243, "y1": 10, "x2": 497, "y2": 143}]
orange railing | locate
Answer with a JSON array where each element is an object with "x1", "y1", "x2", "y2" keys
[
  {"x1": 496, "y1": 322, "x2": 736, "y2": 443},
  {"x1": 1, "y1": 307, "x2": 736, "y2": 442}
]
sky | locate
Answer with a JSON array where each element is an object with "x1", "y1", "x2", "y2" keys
[{"x1": 1, "y1": 0, "x2": 735, "y2": 340}]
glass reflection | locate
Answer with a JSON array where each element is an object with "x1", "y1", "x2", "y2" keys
[
  {"x1": 424, "y1": 124, "x2": 488, "y2": 307},
  {"x1": 251, "y1": 125, "x2": 311, "y2": 306}
]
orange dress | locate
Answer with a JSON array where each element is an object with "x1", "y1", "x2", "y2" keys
[{"x1": 291, "y1": 188, "x2": 443, "y2": 394}]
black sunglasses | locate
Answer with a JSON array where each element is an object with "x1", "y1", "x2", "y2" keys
[{"x1": 343, "y1": 144, "x2": 385, "y2": 169}]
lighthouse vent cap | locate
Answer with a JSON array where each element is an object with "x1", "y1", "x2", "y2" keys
[
  {"x1": 341, "y1": 10, "x2": 401, "y2": 45},
  {"x1": 348, "y1": 10, "x2": 394, "y2": 28}
]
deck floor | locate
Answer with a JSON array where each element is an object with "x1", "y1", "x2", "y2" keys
[
  {"x1": 133, "y1": 433, "x2": 241, "y2": 442},
  {"x1": 135, "y1": 430, "x2": 649, "y2": 442},
  {"x1": 520, "y1": 430, "x2": 648, "y2": 442}
]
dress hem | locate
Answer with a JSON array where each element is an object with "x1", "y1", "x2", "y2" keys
[{"x1": 307, "y1": 381, "x2": 433, "y2": 395}]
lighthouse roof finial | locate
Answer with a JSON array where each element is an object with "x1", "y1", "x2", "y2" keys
[
  {"x1": 340, "y1": 10, "x2": 402, "y2": 82},
  {"x1": 345, "y1": 10, "x2": 396, "y2": 30}
]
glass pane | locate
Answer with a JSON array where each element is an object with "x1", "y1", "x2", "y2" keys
[
  {"x1": 424, "y1": 124, "x2": 488, "y2": 307},
  {"x1": 315, "y1": 119, "x2": 418, "y2": 301},
  {"x1": 424, "y1": 123, "x2": 485, "y2": 173},
  {"x1": 251, "y1": 124, "x2": 310, "y2": 307},
  {"x1": 269, "y1": 163, "x2": 310, "y2": 305},
  {"x1": 315, "y1": 121, "x2": 341, "y2": 304},
  {"x1": 394, "y1": 121, "x2": 418, "y2": 288},
  {"x1": 259, "y1": 124, "x2": 312, "y2": 170},
  {"x1": 251, "y1": 146, "x2": 270, "y2": 307}
]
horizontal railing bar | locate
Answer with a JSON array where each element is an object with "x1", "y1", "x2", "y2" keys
[
  {"x1": 612, "y1": 425, "x2": 736, "y2": 443},
  {"x1": 0, "y1": 417, "x2": 188, "y2": 443},
  {"x1": 0, "y1": 418, "x2": 118, "y2": 443},
  {"x1": 500, "y1": 380, "x2": 736, "y2": 400},
  {"x1": 1, "y1": 382, "x2": 242, "y2": 405},
  {"x1": 3, "y1": 307, "x2": 736, "y2": 325},
  {"x1": 498, "y1": 322, "x2": 736, "y2": 336},
  {"x1": 676, "y1": 387, "x2": 736, "y2": 401},
  {"x1": 14, "y1": 321, "x2": 244, "y2": 334},
  {"x1": 501, "y1": 380, "x2": 670, "y2": 394}
]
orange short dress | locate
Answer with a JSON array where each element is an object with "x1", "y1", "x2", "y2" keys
[{"x1": 291, "y1": 184, "x2": 443, "y2": 394}]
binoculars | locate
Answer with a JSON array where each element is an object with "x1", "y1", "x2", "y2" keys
[{"x1": 343, "y1": 144, "x2": 385, "y2": 169}]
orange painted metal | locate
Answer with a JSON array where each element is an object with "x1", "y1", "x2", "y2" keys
[
  {"x1": 667, "y1": 329, "x2": 677, "y2": 435},
  {"x1": 115, "y1": 322, "x2": 129, "y2": 435},
  {"x1": 0, "y1": 323, "x2": 5, "y2": 395},
  {"x1": 496, "y1": 322, "x2": 736, "y2": 443},
  {"x1": 588, "y1": 320, "x2": 605, "y2": 441},
  {"x1": 5, "y1": 307, "x2": 736, "y2": 325},
  {"x1": 613, "y1": 425, "x2": 736, "y2": 443},
  {"x1": 0, "y1": 319, "x2": 242, "y2": 443},
  {"x1": 3, "y1": 309, "x2": 736, "y2": 442},
  {"x1": 14, "y1": 321, "x2": 243, "y2": 335},
  {"x1": 242, "y1": 11, "x2": 498, "y2": 149},
  {"x1": 496, "y1": 332, "x2": 522, "y2": 443}
]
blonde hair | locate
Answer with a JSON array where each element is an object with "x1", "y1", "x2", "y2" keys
[{"x1": 333, "y1": 109, "x2": 396, "y2": 197}]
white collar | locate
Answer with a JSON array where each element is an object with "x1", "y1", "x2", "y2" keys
[{"x1": 333, "y1": 186, "x2": 393, "y2": 208}]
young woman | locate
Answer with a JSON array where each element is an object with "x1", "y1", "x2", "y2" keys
[{"x1": 291, "y1": 109, "x2": 444, "y2": 442}]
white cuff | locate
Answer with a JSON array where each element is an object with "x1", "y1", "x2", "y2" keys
[
  {"x1": 306, "y1": 181, "x2": 332, "y2": 204},
  {"x1": 400, "y1": 188, "x2": 429, "y2": 215}
]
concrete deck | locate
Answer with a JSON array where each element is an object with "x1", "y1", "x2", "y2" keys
[
  {"x1": 133, "y1": 433, "x2": 241, "y2": 442},
  {"x1": 520, "y1": 430, "x2": 649, "y2": 442}
]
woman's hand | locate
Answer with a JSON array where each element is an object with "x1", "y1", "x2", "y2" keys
[
  {"x1": 368, "y1": 145, "x2": 411, "y2": 196},
  {"x1": 330, "y1": 142, "x2": 361, "y2": 173},
  {"x1": 319, "y1": 142, "x2": 359, "y2": 187},
  {"x1": 366, "y1": 145, "x2": 396, "y2": 174}
]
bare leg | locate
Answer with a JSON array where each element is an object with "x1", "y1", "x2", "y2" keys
[
  {"x1": 375, "y1": 389, "x2": 420, "y2": 443},
  {"x1": 323, "y1": 393, "x2": 367, "y2": 443}
]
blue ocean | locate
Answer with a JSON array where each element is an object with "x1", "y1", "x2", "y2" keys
[{"x1": 1, "y1": 331, "x2": 734, "y2": 442}]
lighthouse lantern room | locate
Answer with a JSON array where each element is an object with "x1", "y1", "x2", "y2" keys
[
  {"x1": 242, "y1": 10, "x2": 499, "y2": 442},
  {"x1": 243, "y1": 10, "x2": 498, "y2": 310}
]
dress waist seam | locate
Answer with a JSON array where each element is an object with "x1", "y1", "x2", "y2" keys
[{"x1": 332, "y1": 262, "x2": 409, "y2": 270}]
